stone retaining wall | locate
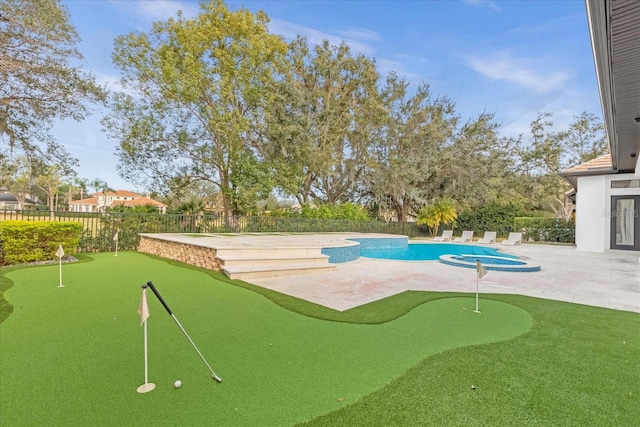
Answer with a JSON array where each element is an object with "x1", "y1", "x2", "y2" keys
[{"x1": 138, "y1": 236, "x2": 220, "y2": 271}]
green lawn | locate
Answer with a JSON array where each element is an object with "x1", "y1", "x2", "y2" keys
[{"x1": 0, "y1": 252, "x2": 638, "y2": 426}]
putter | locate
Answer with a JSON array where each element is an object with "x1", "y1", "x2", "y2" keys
[{"x1": 144, "y1": 281, "x2": 222, "y2": 382}]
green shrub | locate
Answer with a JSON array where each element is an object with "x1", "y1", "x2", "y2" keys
[
  {"x1": 514, "y1": 217, "x2": 575, "y2": 243},
  {"x1": 0, "y1": 221, "x2": 82, "y2": 265},
  {"x1": 301, "y1": 202, "x2": 370, "y2": 220},
  {"x1": 456, "y1": 202, "x2": 525, "y2": 237}
]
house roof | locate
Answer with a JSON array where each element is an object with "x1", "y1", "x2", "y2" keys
[
  {"x1": 586, "y1": 0, "x2": 640, "y2": 173},
  {"x1": 560, "y1": 153, "x2": 615, "y2": 188},
  {"x1": 70, "y1": 197, "x2": 98, "y2": 205},
  {"x1": 562, "y1": 153, "x2": 613, "y2": 174},
  {"x1": 112, "y1": 197, "x2": 167, "y2": 208},
  {"x1": 92, "y1": 190, "x2": 143, "y2": 198},
  {"x1": 0, "y1": 193, "x2": 36, "y2": 204}
]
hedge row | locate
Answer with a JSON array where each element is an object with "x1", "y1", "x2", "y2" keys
[
  {"x1": 455, "y1": 203, "x2": 526, "y2": 237},
  {"x1": 514, "y1": 217, "x2": 575, "y2": 243},
  {"x1": 0, "y1": 221, "x2": 82, "y2": 265}
]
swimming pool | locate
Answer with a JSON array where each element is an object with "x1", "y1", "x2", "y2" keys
[{"x1": 360, "y1": 243, "x2": 517, "y2": 261}]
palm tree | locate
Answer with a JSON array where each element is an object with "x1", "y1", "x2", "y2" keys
[
  {"x1": 417, "y1": 197, "x2": 458, "y2": 236},
  {"x1": 90, "y1": 178, "x2": 113, "y2": 212}
]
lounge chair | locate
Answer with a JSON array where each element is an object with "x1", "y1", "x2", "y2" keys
[
  {"x1": 453, "y1": 230, "x2": 474, "y2": 242},
  {"x1": 501, "y1": 232, "x2": 522, "y2": 245},
  {"x1": 477, "y1": 231, "x2": 497, "y2": 244},
  {"x1": 432, "y1": 230, "x2": 453, "y2": 241}
]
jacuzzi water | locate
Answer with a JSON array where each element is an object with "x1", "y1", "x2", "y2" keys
[
  {"x1": 360, "y1": 243, "x2": 518, "y2": 261},
  {"x1": 451, "y1": 255, "x2": 525, "y2": 265},
  {"x1": 439, "y1": 254, "x2": 541, "y2": 272}
]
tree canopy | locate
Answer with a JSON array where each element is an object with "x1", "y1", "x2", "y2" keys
[
  {"x1": 91, "y1": 0, "x2": 607, "y2": 221},
  {"x1": 508, "y1": 112, "x2": 607, "y2": 217},
  {"x1": 264, "y1": 36, "x2": 382, "y2": 205},
  {"x1": 103, "y1": 0, "x2": 287, "y2": 217},
  {"x1": 0, "y1": 0, "x2": 105, "y2": 166},
  {"x1": 366, "y1": 73, "x2": 457, "y2": 222}
]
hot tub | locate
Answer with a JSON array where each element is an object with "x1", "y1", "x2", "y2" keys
[{"x1": 439, "y1": 254, "x2": 541, "y2": 272}]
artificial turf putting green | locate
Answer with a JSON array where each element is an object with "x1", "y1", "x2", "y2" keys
[{"x1": 0, "y1": 252, "x2": 531, "y2": 426}]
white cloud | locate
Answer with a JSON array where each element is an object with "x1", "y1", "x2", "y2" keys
[
  {"x1": 376, "y1": 58, "x2": 425, "y2": 83},
  {"x1": 498, "y1": 105, "x2": 591, "y2": 139},
  {"x1": 336, "y1": 28, "x2": 382, "y2": 42},
  {"x1": 464, "y1": 50, "x2": 570, "y2": 93},
  {"x1": 94, "y1": 71, "x2": 122, "y2": 90},
  {"x1": 462, "y1": 0, "x2": 501, "y2": 12},
  {"x1": 136, "y1": 0, "x2": 198, "y2": 20},
  {"x1": 93, "y1": 71, "x2": 140, "y2": 98},
  {"x1": 108, "y1": 0, "x2": 198, "y2": 23},
  {"x1": 268, "y1": 19, "x2": 376, "y2": 56}
]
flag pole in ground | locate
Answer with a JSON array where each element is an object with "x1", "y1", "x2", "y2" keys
[
  {"x1": 113, "y1": 232, "x2": 119, "y2": 257},
  {"x1": 137, "y1": 286, "x2": 155, "y2": 393},
  {"x1": 475, "y1": 260, "x2": 487, "y2": 313},
  {"x1": 55, "y1": 244, "x2": 65, "y2": 288},
  {"x1": 145, "y1": 281, "x2": 222, "y2": 383}
]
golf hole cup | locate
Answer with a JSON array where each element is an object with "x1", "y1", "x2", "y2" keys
[{"x1": 174, "y1": 380, "x2": 182, "y2": 389}]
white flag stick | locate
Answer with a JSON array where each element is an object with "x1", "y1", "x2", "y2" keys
[
  {"x1": 474, "y1": 273, "x2": 480, "y2": 313},
  {"x1": 113, "y1": 232, "x2": 119, "y2": 257},
  {"x1": 58, "y1": 257, "x2": 63, "y2": 288},
  {"x1": 56, "y1": 244, "x2": 65, "y2": 288},
  {"x1": 474, "y1": 260, "x2": 487, "y2": 313},
  {"x1": 137, "y1": 288, "x2": 155, "y2": 393}
]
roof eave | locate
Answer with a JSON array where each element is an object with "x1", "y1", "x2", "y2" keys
[
  {"x1": 585, "y1": 0, "x2": 618, "y2": 171},
  {"x1": 560, "y1": 167, "x2": 617, "y2": 189}
]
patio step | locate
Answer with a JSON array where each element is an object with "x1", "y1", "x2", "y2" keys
[
  {"x1": 217, "y1": 254, "x2": 330, "y2": 268},
  {"x1": 223, "y1": 263, "x2": 336, "y2": 280},
  {"x1": 215, "y1": 247, "x2": 323, "y2": 259},
  {"x1": 216, "y1": 246, "x2": 334, "y2": 280}
]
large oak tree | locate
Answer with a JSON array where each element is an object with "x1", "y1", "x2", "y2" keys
[
  {"x1": 0, "y1": 0, "x2": 104, "y2": 167},
  {"x1": 265, "y1": 36, "x2": 381, "y2": 205},
  {"x1": 103, "y1": 0, "x2": 287, "y2": 216},
  {"x1": 367, "y1": 74, "x2": 457, "y2": 222}
]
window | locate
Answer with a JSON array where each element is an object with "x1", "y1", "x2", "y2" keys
[{"x1": 611, "y1": 179, "x2": 640, "y2": 188}]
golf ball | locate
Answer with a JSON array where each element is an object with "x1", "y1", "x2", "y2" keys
[{"x1": 174, "y1": 380, "x2": 182, "y2": 389}]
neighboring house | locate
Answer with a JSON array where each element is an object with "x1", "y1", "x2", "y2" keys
[
  {"x1": 560, "y1": 0, "x2": 640, "y2": 253},
  {"x1": 69, "y1": 190, "x2": 167, "y2": 214},
  {"x1": 0, "y1": 187, "x2": 37, "y2": 210}
]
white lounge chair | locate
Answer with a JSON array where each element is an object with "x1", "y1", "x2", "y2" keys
[
  {"x1": 477, "y1": 231, "x2": 497, "y2": 244},
  {"x1": 453, "y1": 230, "x2": 474, "y2": 242},
  {"x1": 432, "y1": 230, "x2": 453, "y2": 241},
  {"x1": 501, "y1": 232, "x2": 522, "y2": 245}
]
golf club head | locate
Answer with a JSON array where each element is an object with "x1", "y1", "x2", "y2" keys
[{"x1": 213, "y1": 374, "x2": 222, "y2": 383}]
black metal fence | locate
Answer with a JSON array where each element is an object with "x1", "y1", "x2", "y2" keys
[{"x1": 0, "y1": 210, "x2": 428, "y2": 253}]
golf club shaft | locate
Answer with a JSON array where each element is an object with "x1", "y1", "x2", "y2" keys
[
  {"x1": 144, "y1": 281, "x2": 222, "y2": 382},
  {"x1": 170, "y1": 314, "x2": 222, "y2": 382}
]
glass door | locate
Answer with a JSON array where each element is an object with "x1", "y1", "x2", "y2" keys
[{"x1": 610, "y1": 196, "x2": 640, "y2": 251}]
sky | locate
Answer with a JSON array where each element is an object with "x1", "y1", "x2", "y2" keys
[{"x1": 55, "y1": 0, "x2": 602, "y2": 192}]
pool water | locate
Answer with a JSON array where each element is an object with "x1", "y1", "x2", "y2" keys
[
  {"x1": 360, "y1": 243, "x2": 517, "y2": 261},
  {"x1": 450, "y1": 255, "x2": 524, "y2": 265}
]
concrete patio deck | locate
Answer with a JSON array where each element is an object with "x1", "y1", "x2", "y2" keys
[
  {"x1": 149, "y1": 233, "x2": 639, "y2": 313},
  {"x1": 236, "y1": 234, "x2": 640, "y2": 313}
]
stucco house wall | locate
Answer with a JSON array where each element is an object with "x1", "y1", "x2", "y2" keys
[{"x1": 575, "y1": 173, "x2": 640, "y2": 252}]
